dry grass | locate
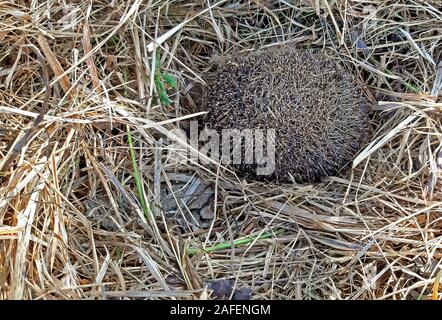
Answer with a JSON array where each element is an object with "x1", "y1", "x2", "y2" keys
[{"x1": 0, "y1": 0, "x2": 442, "y2": 300}]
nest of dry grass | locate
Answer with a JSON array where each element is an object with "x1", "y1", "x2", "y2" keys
[{"x1": 1, "y1": 0, "x2": 442, "y2": 300}]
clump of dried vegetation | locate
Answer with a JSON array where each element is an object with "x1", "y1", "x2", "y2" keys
[
  {"x1": 204, "y1": 47, "x2": 369, "y2": 183},
  {"x1": 0, "y1": 0, "x2": 442, "y2": 300}
]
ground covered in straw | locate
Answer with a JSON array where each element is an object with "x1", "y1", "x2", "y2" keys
[{"x1": 1, "y1": 0, "x2": 442, "y2": 300}]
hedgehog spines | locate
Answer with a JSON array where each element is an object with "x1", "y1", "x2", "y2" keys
[{"x1": 204, "y1": 46, "x2": 369, "y2": 183}]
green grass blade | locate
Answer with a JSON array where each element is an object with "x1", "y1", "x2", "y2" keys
[
  {"x1": 186, "y1": 230, "x2": 279, "y2": 256},
  {"x1": 126, "y1": 125, "x2": 150, "y2": 218}
]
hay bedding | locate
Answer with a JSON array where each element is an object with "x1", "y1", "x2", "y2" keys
[{"x1": 0, "y1": 0, "x2": 442, "y2": 300}]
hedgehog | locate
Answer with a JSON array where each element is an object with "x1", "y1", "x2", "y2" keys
[{"x1": 202, "y1": 46, "x2": 370, "y2": 183}]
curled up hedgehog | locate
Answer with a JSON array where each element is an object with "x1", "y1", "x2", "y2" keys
[{"x1": 202, "y1": 46, "x2": 370, "y2": 183}]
